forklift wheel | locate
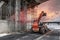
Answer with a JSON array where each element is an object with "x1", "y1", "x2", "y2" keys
[{"x1": 39, "y1": 27, "x2": 46, "y2": 34}]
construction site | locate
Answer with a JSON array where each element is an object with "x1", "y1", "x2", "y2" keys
[{"x1": 0, "y1": 0, "x2": 60, "y2": 40}]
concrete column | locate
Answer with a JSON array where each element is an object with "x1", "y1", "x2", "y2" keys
[{"x1": 15, "y1": 0, "x2": 21, "y2": 32}]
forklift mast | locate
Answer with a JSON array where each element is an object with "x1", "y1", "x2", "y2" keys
[{"x1": 35, "y1": 11, "x2": 46, "y2": 23}]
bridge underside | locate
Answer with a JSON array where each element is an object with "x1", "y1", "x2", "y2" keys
[{"x1": 0, "y1": 0, "x2": 48, "y2": 19}]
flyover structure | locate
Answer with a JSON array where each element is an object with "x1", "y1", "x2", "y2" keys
[{"x1": 0, "y1": 0, "x2": 49, "y2": 33}]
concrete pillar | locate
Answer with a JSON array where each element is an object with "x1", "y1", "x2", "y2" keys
[{"x1": 15, "y1": 0, "x2": 21, "y2": 32}]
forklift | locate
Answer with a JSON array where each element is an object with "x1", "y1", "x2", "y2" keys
[{"x1": 31, "y1": 11, "x2": 50, "y2": 34}]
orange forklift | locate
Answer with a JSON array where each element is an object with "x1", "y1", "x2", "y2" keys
[{"x1": 31, "y1": 11, "x2": 50, "y2": 34}]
